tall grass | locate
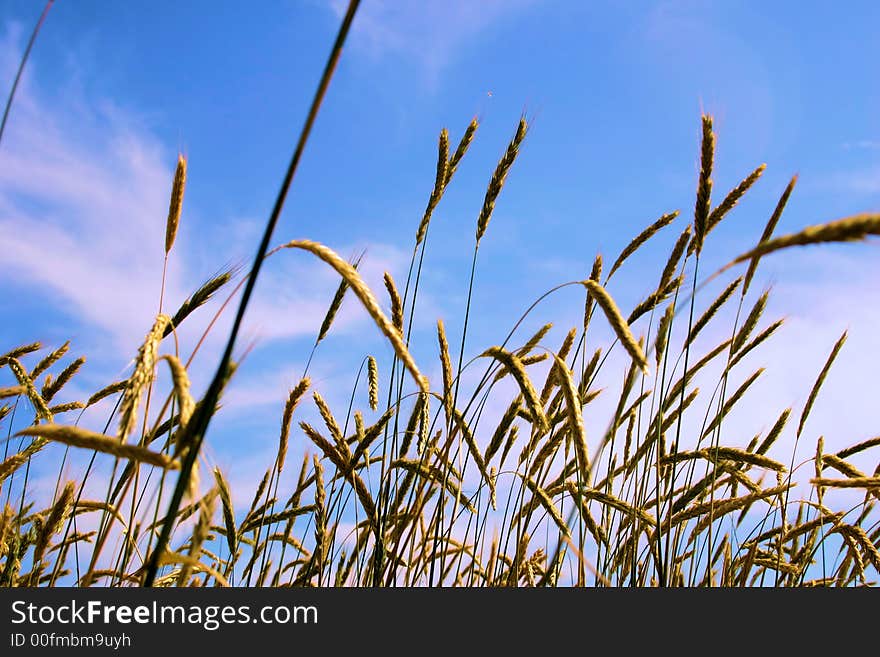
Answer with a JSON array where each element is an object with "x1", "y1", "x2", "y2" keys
[
  {"x1": 1, "y1": 108, "x2": 879, "y2": 587},
  {"x1": 2, "y1": 2, "x2": 879, "y2": 587}
]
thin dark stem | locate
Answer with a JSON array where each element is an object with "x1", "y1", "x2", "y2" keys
[
  {"x1": 142, "y1": 0, "x2": 361, "y2": 586},
  {"x1": 0, "y1": 1, "x2": 53, "y2": 148},
  {"x1": 429, "y1": 244, "x2": 479, "y2": 585}
]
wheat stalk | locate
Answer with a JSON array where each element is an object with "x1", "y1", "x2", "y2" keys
[
  {"x1": 691, "y1": 114, "x2": 715, "y2": 255},
  {"x1": 165, "y1": 154, "x2": 187, "y2": 254},
  {"x1": 281, "y1": 240, "x2": 428, "y2": 393},
  {"x1": 16, "y1": 425, "x2": 179, "y2": 469},
  {"x1": 476, "y1": 117, "x2": 528, "y2": 242},
  {"x1": 580, "y1": 280, "x2": 648, "y2": 372}
]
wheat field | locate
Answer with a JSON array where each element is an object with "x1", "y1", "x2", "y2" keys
[
  {"x1": 2, "y1": 105, "x2": 879, "y2": 588},
  {"x1": 2, "y1": 0, "x2": 880, "y2": 588}
]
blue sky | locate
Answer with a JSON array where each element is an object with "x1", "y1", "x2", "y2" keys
[{"x1": 2, "y1": 0, "x2": 879, "y2": 508}]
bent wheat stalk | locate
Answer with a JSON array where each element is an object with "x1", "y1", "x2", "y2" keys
[
  {"x1": 280, "y1": 240, "x2": 428, "y2": 394},
  {"x1": 16, "y1": 425, "x2": 179, "y2": 469}
]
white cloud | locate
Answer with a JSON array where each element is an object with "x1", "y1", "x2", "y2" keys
[
  {"x1": 0, "y1": 24, "x2": 422, "y2": 370},
  {"x1": 821, "y1": 166, "x2": 880, "y2": 195},
  {"x1": 0, "y1": 27, "x2": 195, "y2": 356},
  {"x1": 326, "y1": 0, "x2": 537, "y2": 83},
  {"x1": 842, "y1": 140, "x2": 880, "y2": 151}
]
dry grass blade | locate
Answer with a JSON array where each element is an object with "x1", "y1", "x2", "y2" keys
[
  {"x1": 212, "y1": 467, "x2": 237, "y2": 559},
  {"x1": 730, "y1": 213, "x2": 880, "y2": 265},
  {"x1": 383, "y1": 271, "x2": 404, "y2": 335},
  {"x1": 743, "y1": 175, "x2": 797, "y2": 296},
  {"x1": 0, "y1": 447, "x2": 42, "y2": 483},
  {"x1": 300, "y1": 422, "x2": 347, "y2": 472},
  {"x1": 732, "y1": 291, "x2": 768, "y2": 353},
  {"x1": 480, "y1": 347, "x2": 548, "y2": 433},
  {"x1": 552, "y1": 354, "x2": 589, "y2": 480},
  {"x1": 654, "y1": 302, "x2": 675, "y2": 367},
  {"x1": 0, "y1": 386, "x2": 25, "y2": 399},
  {"x1": 446, "y1": 117, "x2": 478, "y2": 185},
  {"x1": 391, "y1": 459, "x2": 475, "y2": 513},
  {"x1": 702, "y1": 368, "x2": 764, "y2": 437},
  {"x1": 437, "y1": 320, "x2": 453, "y2": 416},
  {"x1": 349, "y1": 406, "x2": 394, "y2": 471},
  {"x1": 692, "y1": 114, "x2": 715, "y2": 255},
  {"x1": 485, "y1": 396, "x2": 521, "y2": 465},
  {"x1": 522, "y1": 477, "x2": 570, "y2": 538},
  {"x1": 691, "y1": 484, "x2": 790, "y2": 535},
  {"x1": 239, "y1": 505, "x2": 315, "y2": 534},
  {"x1": 164, "y1": 269, "x2": 234, "y2": 338},
  {"x1": 837, "y1": 436, "x2": 880, "y2": 460},
  {"x1": 179, "y1": 488, "x2": 216, "y2": 585},
  {"x1": 580, "y1": 280, "x2": 648, "y2": 372},
  {"x1": 16, "y1": 425, "x2": 179, "y2": 469},
  {"x1": 663, "y1": 340, "x2": 731, "y2": 410},
  {"x1": 669, "y1": 484, "x2": 790, "y2": 530},
  {"x1": 627, "y1": 275, "x2": 682, "y2": 325},
  {"x1": 798, "y1": 331, "x2": 846, "y2": 437},
  {"x1": 158, "y1": 354, "x2": 195, "y2": 429},
  {"x1": 566, "y1": 492, "x2": 608, "y2": 548},
  {"x1": 495, "y1": 354, "x2": 546, "y2": 385},
  {"x1": 831, "y1": 525, "x2": 880, "y2": 572},
  {"x1": 707, "y1": 446, "x2": 785, "y2": 472},
  {"x1": 476, "y1": 117, "x2": 528, "y2": 242},
  {"x1": 776, "y1": 512, "x2": 844, "y2": 544},
  {"x1": 727, "y1": 319, "x2": 784, "y2": 371},
  {"x1": 367, "y1": 356, "x2": 379, "y2": 411},
  {"x1": 810, "y1": 478, "x2": 880, "y2": 489},
  {"x1": 35, "y1": 481, "x2": 74, "y2": 556},
  {"x1": 165, "y1": 154, "x2": 187, "y2": 254},
  {"x1": 279, "y1": 378, "x2": 310, "y2": 474},
  {"x1": 313, "y1": 391, "x2": 344, "y2": 448},
  {"x1": 705, "y1": 163, "x2": 766, "y2": 235},
  {"x1": 539, "y1": 327, "x2": 576, "y2": 404},
  {"x1": 86, "y1": 381, "x2": 128, "y2": 406},
  {"x1": 32, "y1": 340, "x2": 70, "y2": 380},
  {"x1": 316, "y1": 253, "x2": 362, "y2": 344},
  {"x1": 400, "y1": 391, "x2": 427, "y2": 457},
  {"x1": 415, "y1": 128, "x2": 450, "y2": 246},
  {"x1": 281, "y1": 240, "x2": 428, "y2": 393},
  {"x1": 449, "y1": 405, "x2": 494, "y2": 505},
  {"x1": 120, "y1": 314, "x2": 171, "y2": 441},
  {"x1": 7, "y1": 358, "x2": 52, "y2": 421},
  {"x1": 525, "y1": 428, "x2": 564, "y2": 476},
  {"x1": 0, "y1": 342, "x2": 41, "y2": 366},
  {"x1": 755, "y1": 408, "x2": 791, "y2": 455},
  {"x1": 607, "y1": 210, "x2": 679, "y2": 281},
  {"x1": 659, "y1": 225, "x2": 692, "y2": 292},
  {"x1": 686, "y1": 276, "x2": 742, "y2": 346},
  {"x1": 821, "y1": 453, "x2": 865, "y2": 479},
  {"x1": 155, "y1": 552, "x2": 228, "y2": 587},
  {"x1": 518, "y1": 322, "x2": 553, "y2": 356},
  {"x1": 566, "y1": 482, "x2": 655, "y2": 527},
  {"x1": 42, "y1": 356, "x2": 85, "y2": 402},
  {"x1": 48, "y1": 401, "x2": 84, "y2": 415}
]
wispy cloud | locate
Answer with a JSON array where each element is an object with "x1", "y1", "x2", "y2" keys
[
  {"x1": 0, "y1": 27, "x2": 196, "y2": 357},
  {"x1": 842, "y1": 140, "x2": 880, "y2": 151},
  {"x1": 821, "y1": 166, "x2": 880, "y2": 195},
  {"x1": 0, "y1": 25, "x2": 419, "y2": 370},
  {"x1": 326, "y1": 0, "x2": 536, "y2": 83}
]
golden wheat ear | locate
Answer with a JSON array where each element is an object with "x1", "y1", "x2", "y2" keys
[
  {"x1": 280, "y1": 239, "x2": 429, "y2": 394},
  {"x1": 16, "y1": 425, "x2": 179, "y2": 469},
  {"x1": 476, "y1": 117, "x2": 528, "y2": 243},
  {"x1": 580, "y1": 280, "x2": 648, "y2": 372},
  {"x1": 165, "y1": 154, "x2": 187, "y2": 255}
]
